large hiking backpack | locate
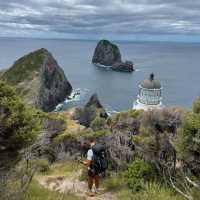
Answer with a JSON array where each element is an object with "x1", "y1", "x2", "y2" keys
[{"x1": 91, "y1": 144, "x2": 108, "y2": 173}]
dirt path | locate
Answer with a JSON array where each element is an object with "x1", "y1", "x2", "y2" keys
[{"x1": 36, "y1": 173, "x2": 114, "y2": 200}]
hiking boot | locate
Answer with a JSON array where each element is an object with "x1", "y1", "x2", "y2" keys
[
  {"x1": 93, "y1": 187, "x2": 99, "y2": 194},
  {"x1": 86, "y1": 189, "x2": 95, "y2": 197}
]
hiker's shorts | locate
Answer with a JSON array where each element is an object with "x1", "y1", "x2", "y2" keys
[{"x1": 88, "y1": 169, "x2": 98, "y2": 177}]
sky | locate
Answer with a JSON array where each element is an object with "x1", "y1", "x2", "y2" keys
[{"x1": 1, "y1": 0, "x2": 200, "y2": 42}]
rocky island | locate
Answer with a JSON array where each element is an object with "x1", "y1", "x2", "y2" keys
[
  {"x1": 92, "y1": 39, "x2": 134, "y2": 72},
  {"x1": 1, "y1": 48, "x2": 72, "y2": 111}
]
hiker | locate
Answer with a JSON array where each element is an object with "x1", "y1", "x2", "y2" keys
[{"x1": 81, "y1": 137, "x2": 107, "y2": 195}]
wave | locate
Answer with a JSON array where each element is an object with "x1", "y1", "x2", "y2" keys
[
  {"x1": 93, "y1": 63, "x2": 112, "y2": 69},
  {"x1": 54, "y1": 88, "x2": 91, "y2": 112}
]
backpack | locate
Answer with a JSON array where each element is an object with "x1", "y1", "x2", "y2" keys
[{"x1": 91, "y1": 144, "x2": 108, "y2": 173}]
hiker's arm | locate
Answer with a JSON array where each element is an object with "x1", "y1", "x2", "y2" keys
[{"x1": 81, "y1": 160, "x2": 92, "y2": 167}]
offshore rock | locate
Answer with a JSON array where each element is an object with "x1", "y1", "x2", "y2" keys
[
  {"x1": 111, "y1": 61, "x2": 134, "y2": 72},
  {"x1": 92, "y1": 40, "x2": 121, "y2": 66}
]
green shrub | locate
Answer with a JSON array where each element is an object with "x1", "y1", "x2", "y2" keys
[
  {"x1": 80, "y1": 129, "x2": 111, "y2": 138},
  {"x1": 0, "y1": 81, "x2": 41, "y2": 168},
  {"x1": 192, "y1": 97, "x2": 200, "y2": 114},
  {"x1": 90, "y1": 116, "x2": 106, "y2": 131},
  {"x1": 123, "y1": 158, "x2": 157, "y2": 192},
  {"x1": 175, "y1": 111, "x2": 200, "y2": 176}
]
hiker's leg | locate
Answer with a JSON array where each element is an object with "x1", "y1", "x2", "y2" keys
[
  {"x1": 88, "y1": 176, "x2": 93, "y2": 190},
  {"x1": 94, "y1": 174, "x2": 99, "y2": 189}
]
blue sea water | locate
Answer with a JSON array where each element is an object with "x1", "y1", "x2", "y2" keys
[{"x1": 0, "y1": 38, "x2": 200, "y2": 112}]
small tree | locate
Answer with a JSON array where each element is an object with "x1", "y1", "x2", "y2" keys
[{"x1": 0, "y1": 81, "x2": 41, "y2": 168}]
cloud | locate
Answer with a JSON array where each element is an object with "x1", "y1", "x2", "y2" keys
[{"x1": 0, "y1": 0, "x2": 200, "y2": 40}]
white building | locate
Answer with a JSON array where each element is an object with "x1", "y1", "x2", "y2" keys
[{"x1": 133, "y1": 73, "x2": 163, "y2": 110}]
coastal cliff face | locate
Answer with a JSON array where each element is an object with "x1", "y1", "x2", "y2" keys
[
  {"x1": 1, "y1": 48, "x2": 72, "y2": 111},
  {"x1": 92, "y1": 40, "x2": 122, "y2": 66}
]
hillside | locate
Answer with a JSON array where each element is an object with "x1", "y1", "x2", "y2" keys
[
  {"x1": 1, "y1": 65, "x2": 200, "y2": 200},
  {"x1": 1, "y1": 48, "x2": 72, "y2": 111}
]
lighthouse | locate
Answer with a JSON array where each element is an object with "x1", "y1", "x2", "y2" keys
[{"x1": 133, "y1": 73, "x2": 163, "y2": 110}]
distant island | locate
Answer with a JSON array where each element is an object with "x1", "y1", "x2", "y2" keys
[{"x1": 92, "y1": 39, "x2": 134, "y2": 72}]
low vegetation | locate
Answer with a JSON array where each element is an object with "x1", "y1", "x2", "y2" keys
[
  {"x1": 2, "y1": 49, "x2": 47, "y2": 85},
  {"x1": 21, "y1": 180, "x2": 84, "y2": 200},
  {"x1": 1, "y1": 81, "x2": 200, "y2": 200}
]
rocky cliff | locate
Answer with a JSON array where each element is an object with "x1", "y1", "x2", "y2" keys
[
  {"x1": 92, "y1": 40, "x2": 122, "y2": 66},
  {"x1": 1, "y1": 48, "x2": 72, "y2": 111}
]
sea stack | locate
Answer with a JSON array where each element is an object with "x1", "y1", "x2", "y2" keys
[
  {"x1": 92, "y1": 39, "x2": 134, "y2": 72},
  {"x1": 92, "y1": 40, "x2": 122, "y2": 66},
  {"x1": 1, "y1": 48, "x2": 72, "y2": 111}
]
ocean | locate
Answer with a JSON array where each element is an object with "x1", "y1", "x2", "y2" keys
[{"x1": 0, "y1": 38, "x2": 200, "y2": 112}]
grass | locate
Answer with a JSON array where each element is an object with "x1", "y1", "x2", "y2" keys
[
  {"x1": 99, "y1": 171, "x2": 185, "y2": 200},
  {"x1": 22, "y1": 161, "x2": 86, "y2": 200},
  {"x1": 21, "y1": 180, "x2": 85, "y2": 200},
  {"x1": 46, "y1": 161, "x2": 84, "y2": 176},
  {"x1": 115, "y1": 182, "x2": 185, "y2": 200}
]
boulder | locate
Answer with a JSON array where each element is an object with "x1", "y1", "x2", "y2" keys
[
  {"x1": 1, "y1": 48, "x2": 72, "y2": 111},
  {"x1": 111, "y1": 61, "x2": 134, "y2": 72},
  {"x1": 73, "y1": 94, "x2": 108, "y2": 127},
  {"x1": 92, "y1": 40, "x2": 121, "y2": 66}
]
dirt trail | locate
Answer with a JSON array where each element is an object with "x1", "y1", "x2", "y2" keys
[{"x1": 36, "y1": 172, "x2": 114, "y2": 200}]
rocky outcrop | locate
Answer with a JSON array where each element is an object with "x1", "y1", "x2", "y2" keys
[
  {"x1": 92, "y1": 40, "x2": 121, "y2": 66},
  {"x1": 111, "y1": 61, "x2": 134, "y2": 72},
  {"x1": 73, "y1": 94, "x2": 108, "y2": 127},
  {"x1": 1, "y1": 48, "x2": 72, "y2": 111},
  {"x1": 92, "y1": 40, "x2": 134, "y2": 73}
]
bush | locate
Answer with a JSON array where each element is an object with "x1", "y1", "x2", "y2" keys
[
  {"x1": 0, "y1": 81, "x2": 41, "y2": 168},
  {"x1": 192, "y1": 97, "x2": 200, "y2": 114},
  {"x1": 90, "y1": 116, "x2": 106, "y2": 131},
  {"x1": 111, "y1": 109, "x2": 143, "y2": 126},
  {"x1": 123, "y1": 158, "x2": 157, "y2": 192},
  {"x1": 175, "y1": 111, "x2": 200, "y2": 176},
  {"x1": 80, "y1": 129, "x2": 111, "y2": 138}
]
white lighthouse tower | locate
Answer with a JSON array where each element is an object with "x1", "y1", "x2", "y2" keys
[{"x1": 133, "y1": 73, "x2": 163, "y2": 110}]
